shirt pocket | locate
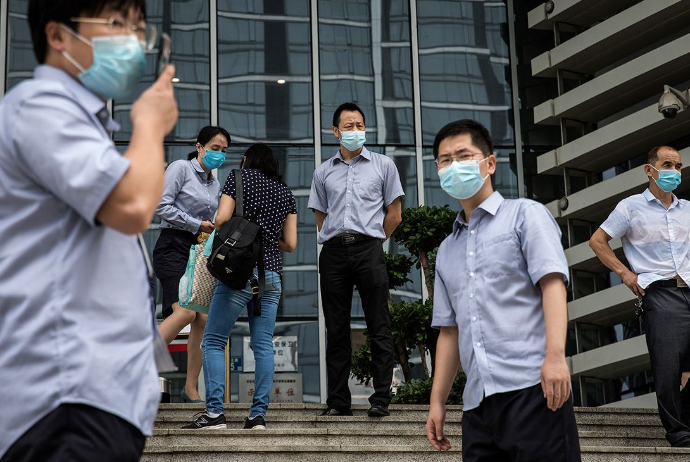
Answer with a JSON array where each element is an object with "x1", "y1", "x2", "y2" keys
[
  {"x1": 482, "y1": 232, "x2": 521, "y2": 279},
  {"x1": 355, "y1": 177, "x2": 382, "y2": 202}
]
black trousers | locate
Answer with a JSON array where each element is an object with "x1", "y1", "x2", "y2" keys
[
  {"x1": 319, "y1": 238, "x2": 394, "y2": 409},
  {"x1": 462, "y1": 384, "x2": 581, "y2": 462},
  {"x1": 2, "y1": 404, "x2": 146, "y2": 462},
  {"x1": 643, "y1": 285, "x2": 690, "y2": 446}
]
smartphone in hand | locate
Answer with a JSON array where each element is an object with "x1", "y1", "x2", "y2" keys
[{"x1": 156, "y1": 33, "x2": 171, "y2": 78}]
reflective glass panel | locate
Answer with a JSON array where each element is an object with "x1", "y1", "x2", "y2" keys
[
  {"x1": 218, "y1": 0, "x2": 313, "y2": 143},
  {"x1": 417, "y1": 0, "x2": 513, "y2": 146},
  {"x1": 319, "y1": 0, "x2": 413, "y2": 145},
  {"x1": 6, "y1": 0, "x2": 37, "y2": 91},
  {"x1": 114, "y1": 0, "x2": 211, "y2": 142}
]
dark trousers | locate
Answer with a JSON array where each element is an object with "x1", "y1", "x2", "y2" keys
[
  {"x1": 643, "y1": 285, "x2": 690, "y2": 446},
  {"x1": 462, "y1": 384, "x2": 581, "y2": 462},
  {"x1": 319, "y1": 238, "x2": 394, "y2": 409},
  {"x1": 2, "y1": 404, "x2": 146, "y2": 462}
]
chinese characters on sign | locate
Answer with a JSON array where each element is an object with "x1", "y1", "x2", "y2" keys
[
  {"x1": 242, "y1": 336, "x2": 298, "y2": 372},
  {"x1": 238, "y1": 373, "x2": 303, "y2": 403}
]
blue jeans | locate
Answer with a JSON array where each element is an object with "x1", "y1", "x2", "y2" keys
[{"x1": 202, "y1": 270, "x2": 282, "y2": 417}]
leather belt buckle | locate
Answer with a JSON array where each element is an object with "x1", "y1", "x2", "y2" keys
[{"x1": 342, "y1": 235, "x2": 356, "y2": 244}]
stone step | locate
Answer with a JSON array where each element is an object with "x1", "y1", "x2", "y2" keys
[
  {"x1": 145, "y1": 428, "x2": 666, "y2": 449},
  {"x1": 155, "y1": 415, "x2": 462, "y2": 431},
  {"x1": 582, "y1": 447, "x2": 690, "y2": 461},
  {"x1": 156, "y1": 404, "x2": 662, "y2": 425},
  {"x1": 140, "y1": 445, "x2": 690, "y2": 462},
  {"x1": 155, "y1": 406, "x2": 663, "y2": 434}
]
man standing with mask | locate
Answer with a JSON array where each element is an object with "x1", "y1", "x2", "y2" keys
[
  {"x1": 425, "y1": 120, "x2": 580, "y2": 460},
  {"x1": 309, "y1": 102, "x2": 404, "y2": 418},
  {"x1": 590, "y1": 146, "x2": 690, "y2": 447},
  {"x1": 0, "y1": 1, "x2": 177, "y2": 460}
]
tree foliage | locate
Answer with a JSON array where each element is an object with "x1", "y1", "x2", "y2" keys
[
  {"x1": 393, "y1": 205, "x2": 457, "y2": 265},
  {"x1": 384, "y1": 253, "x2": 413, "y2": 290},
  {"x1": 391, "y1": 372, "x2": 466, "y2": 405}
]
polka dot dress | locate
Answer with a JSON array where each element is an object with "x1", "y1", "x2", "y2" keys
[{"x1": 222, "y1": 169, "x2": 297, "y2": 274}]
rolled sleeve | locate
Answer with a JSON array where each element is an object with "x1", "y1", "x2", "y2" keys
[
  {"x1": 518, "y1": 203, "x2": 569, "y2": 287},
  {"x1": 599, "y1": 202, "x2": 630, "y2": 240},
  {"x1": 432, "y1": 255, "x2": 458, "y2": 328},
  {"x1": 13, "y1": 92, "x2": 130, "y2": 226},
  {"x1": 155, "y1": 162, "x2": 201, "y2": 233},
  {"x1": 308, "y1": 168, "x2": 328, "y2": 214},
  {"x1": 383, "y1": 159, "x2": 405, "y2": 207}
]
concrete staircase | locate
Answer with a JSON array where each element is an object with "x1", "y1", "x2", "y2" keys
[{"x1": 143, "y1": 404, "x2": 690, "y2": 461}]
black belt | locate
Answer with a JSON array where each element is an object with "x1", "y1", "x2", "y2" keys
[
  {"x1": 323, "y1": 234, "x2": 378, "y2": 246},
  {"x1": 649, "y1": 279, "x2": 688, "y2": 288}
]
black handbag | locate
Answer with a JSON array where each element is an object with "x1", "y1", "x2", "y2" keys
[{"x1": 207, "y1": 169, "x2": 264, "y2": 315}]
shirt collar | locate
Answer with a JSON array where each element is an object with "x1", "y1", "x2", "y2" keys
[
  {"x1": 34, "y1": 65, "x2": 120, "y2": 132},
  {"x1": 191, "y1": 157, "x2": 206, "y2": 173},
  {"x1": 453, "y1": 191, "x2": 505, "y2": 233},
  {"x1": 643, "y1": 188, "x2": 680, "y2": 209},
  {"x1": 332, "y1": 146, "x2": 371, "y2": 165}
]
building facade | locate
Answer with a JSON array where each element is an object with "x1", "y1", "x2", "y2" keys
[
  {"x1": 4, "y1": 0, "x2": 677, "y2": 408},
  {"x1": 520, "y1": 0, "x2": 690, "y2": 407}
]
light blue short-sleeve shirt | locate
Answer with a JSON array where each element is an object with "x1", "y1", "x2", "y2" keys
[
  {"x1": 308, "y1": 147, "x2": 405, "y2": 243},
  {"x1": 156, "y1": 158, "x2": 220, "y2": 233},
  {"x1": 432, "y1": 192, "x2": 569, "y2": 411},
  {"x1": 600, "y1": 188, "x2": 690, "y2": 288},
  {"x1": 0, "y1": 66, "x2": 159, "y2": 457}
]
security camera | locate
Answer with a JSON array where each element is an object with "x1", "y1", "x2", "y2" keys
[
  {"x1": 659, "y1": 92, "x2": 681, "y2": 119},
  {"x1": 659, "y1": 85, "x2": 690, "y2": 119}
]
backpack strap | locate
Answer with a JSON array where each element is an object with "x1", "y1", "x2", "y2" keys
[{"x1": 234, "y1": 169, "x2": 244, "y2": 218}]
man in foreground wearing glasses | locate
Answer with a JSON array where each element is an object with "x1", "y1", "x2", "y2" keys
[
  {"x1": 0, "y1": 1, "x2": 177, "y2": 460},
  {"x1": 425, "y1": 120, "x2": 581, "y2": 460}
]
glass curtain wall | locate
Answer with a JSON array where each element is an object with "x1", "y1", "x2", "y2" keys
[{"x1": 2, "y1": 0, "x2": 517, "y2": 403}]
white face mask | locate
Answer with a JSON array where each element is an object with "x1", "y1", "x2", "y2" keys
[{"x1": 438, "y1": 158, "x2": 489, "y2": 200}]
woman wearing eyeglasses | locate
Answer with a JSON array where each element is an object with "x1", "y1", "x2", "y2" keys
[{"x1": 153, "y1": 125, "x2": 230, "y2": 403}]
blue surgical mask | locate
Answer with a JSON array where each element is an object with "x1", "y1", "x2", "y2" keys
[
  {"x1": 339, "y1": 130, "x2": 366, "y2": 151},
  {"x1": 438, "y1": 158, "x2": 489, "y2": 200},
  {"x1": 650, "y1": 165, "x2": 681, "y2": 192},
  {"x1": 61, "y1": 25, "x2": 146, "y2": 100},
  {"x1": 202, "y1": 150, "x2": 226, "y2": 170}
]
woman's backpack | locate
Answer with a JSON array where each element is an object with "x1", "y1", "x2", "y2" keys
[{"x1": 206, "y1": 169, "x2": 264, "y2": 314}]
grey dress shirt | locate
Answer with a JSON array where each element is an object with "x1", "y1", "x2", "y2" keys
[
  {"x1": 432, "y1": 192, "x2": 569, "y2": 411},
  {"x1": 0, "y1": 65, "x2": 159, "y2": 457},
  {"x1": 308, "y1": 147, "x2": 405, "y2": 243},
  {"x1": 156, "y1": 158, "x2": 220, "y2": 233}
]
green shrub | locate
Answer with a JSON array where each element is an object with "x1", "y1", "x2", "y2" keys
[{"x1": 392, "y1": 371, "x2": 466, "y2": 405}]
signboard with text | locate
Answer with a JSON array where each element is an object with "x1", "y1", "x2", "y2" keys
[
  {"x1": 242, "y1": 336, "x2": 298, "y2": 372},
  {"x1": 238, "y1": 373, "x2": 303, "y2": 403}
]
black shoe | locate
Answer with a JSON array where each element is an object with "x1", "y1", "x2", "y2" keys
[
  {"x1": 368, "y1": 405, "x2": 390, "y2": 417},
  {"x1": 181, "y1": 412, "x2": 226, "y2": 429},
  {"x1": 319, "y1": 408, "x2": 353, "y2": 416},
  {"x1": 243, "y1": 415, "x2": 266, "y2": 430}
]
